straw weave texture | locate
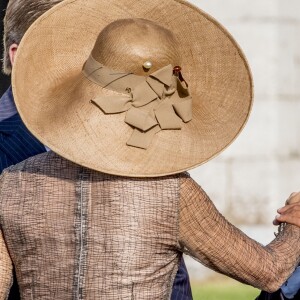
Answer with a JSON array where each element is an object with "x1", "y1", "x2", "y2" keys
[{"x1": 12, "y1": 0, "x2": 253, "y2": 177}]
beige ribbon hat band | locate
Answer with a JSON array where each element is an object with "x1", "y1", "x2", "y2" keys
[{"x1": 84, "y1": 55, "x2": 193, "y2": 149}]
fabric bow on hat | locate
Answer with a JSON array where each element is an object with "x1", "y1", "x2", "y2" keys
[{"x1": 84, "y1": 57, "x2": 192, "y2": 149}]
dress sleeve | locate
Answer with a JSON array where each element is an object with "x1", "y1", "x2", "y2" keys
[
  {"x1": 178, "y1": 176, "x2": 300, "y2": 292},
  {"x1": 0, "y1": 173, "x2": 13, "y2": 300},
  {"x1": 0, "y1": 230, "x2": 12, "y2": 300}
]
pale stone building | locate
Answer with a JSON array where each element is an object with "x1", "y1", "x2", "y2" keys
[{"x1": 186, "y1": 0, "x2": 300, "y2": 280}]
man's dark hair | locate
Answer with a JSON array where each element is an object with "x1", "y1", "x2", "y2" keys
[{"x1": 3, "y1": 0, "x2": 62, "y2": 74}]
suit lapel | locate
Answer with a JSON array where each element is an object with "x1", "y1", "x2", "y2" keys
[{"x1": 0, "y1": 114, "x2": 45, "y2": 171}]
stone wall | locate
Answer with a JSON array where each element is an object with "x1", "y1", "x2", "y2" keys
[{"x1": 185, "y1": 0, "x2": 300, "y2": 280}]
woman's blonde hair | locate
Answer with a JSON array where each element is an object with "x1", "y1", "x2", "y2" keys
[{"x1": 2, "y1": 0, "x2": 62, "y2": 74}]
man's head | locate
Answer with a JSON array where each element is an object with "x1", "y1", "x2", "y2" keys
[{"x1": 2, "y1": 0, "x2": 62, "y2": 75}]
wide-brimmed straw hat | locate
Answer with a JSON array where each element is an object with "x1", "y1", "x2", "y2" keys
[{"x1": 12, "y1": 0, "x2": 253, "y2": 177}]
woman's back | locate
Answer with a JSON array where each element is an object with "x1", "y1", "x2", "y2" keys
[
  {"x1": 1, "y1": 151, "x2": 300, "y2": 299},
  {"x1": 0, "y1": 151, "x2": 184, "y2": 299}
]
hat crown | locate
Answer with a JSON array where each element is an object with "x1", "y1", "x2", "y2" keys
[{"x1": 91, "y1": 18, "x2": 182, "y2": 75}]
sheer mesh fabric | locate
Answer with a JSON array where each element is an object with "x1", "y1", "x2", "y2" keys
[
  {"x1": 0, "y1": 172, "x2": 12, "y2": 299},
  {"x1": 179, "y1": 178, "x2": 300, "y2": 292},
  {"x1": 0, "y1": 151, "x2": 300, "y2": 299},
  {"x1": 0, "y1": 229, "x2": 12, "y2": 299},
  {"x1": 0, "y1": 152, "x2": 182, "y2": 299}
]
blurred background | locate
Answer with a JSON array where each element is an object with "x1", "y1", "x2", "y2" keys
[
  {"x1": 1, "y1": 0, "x2": 299, "y2": 299},
  {"x1": 184, "y1": 0, "x2": 300, "y2": 288}
]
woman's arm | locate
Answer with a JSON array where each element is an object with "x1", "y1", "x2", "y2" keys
[
  {"x1": 0, "y1": 229, "x2": 12, "y2": 300},
  {"x1": 0, "y1": 172, "x2": 13, "y2": 299},
  {"x1": 178, "y1": 176, "x2": 300, "y2": 292}
]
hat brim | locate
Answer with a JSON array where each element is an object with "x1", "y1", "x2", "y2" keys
[{"x1": 12, "y1": 0, "x2": 253, "y2": 177}]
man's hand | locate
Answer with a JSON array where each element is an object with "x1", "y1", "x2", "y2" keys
[{"x1": 274, "y1": 192, "x2": 300, "y2": 226}]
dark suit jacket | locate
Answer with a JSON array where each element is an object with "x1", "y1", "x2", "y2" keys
[
  {"x1": 256, "y1": 289, "x2": 300, "y2": 300},
  {"x1": 0, "y1": 113, "x2": 46, "y2": 173}
]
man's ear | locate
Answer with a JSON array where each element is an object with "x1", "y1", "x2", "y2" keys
[{"x1": 9, "y1": 43, "x2": 19, "y2": 67}]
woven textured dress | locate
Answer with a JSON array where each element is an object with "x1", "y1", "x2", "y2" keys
[{"x1": 1, "y1": 151, "x2": 300, "y2": 299}]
